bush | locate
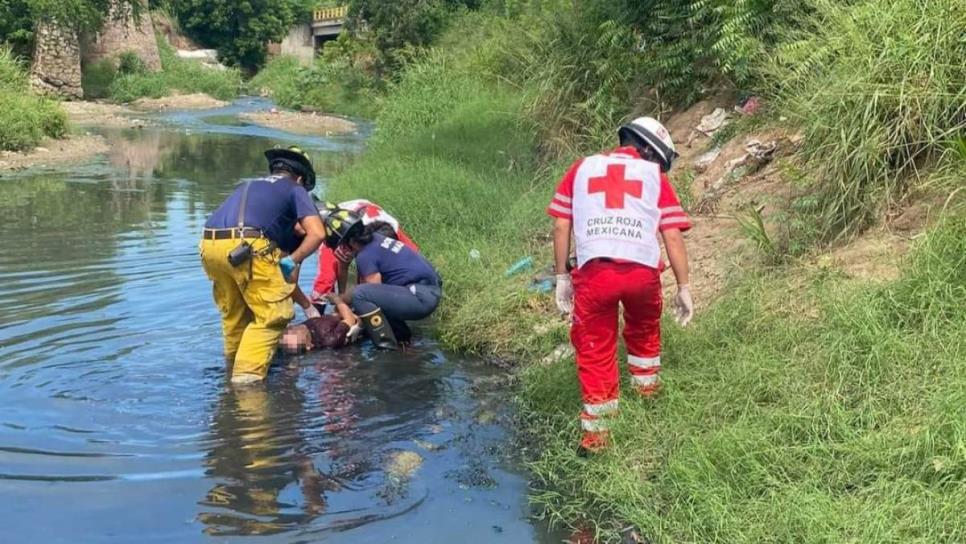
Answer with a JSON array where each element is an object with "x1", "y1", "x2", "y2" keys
[
  {"x1": 0, "y1": 47, "x2": 67, "y2": 151},
  {"x1": 117, "y1": 51, "x2": 147, "y2": 75},
  {"x1": 249, "y1": 36, "x2": 382, "y2": 118},
  {"x1": 770, "y1": 0, "x2": 966, "y2": 240},
  {"x1": 110, "y1": 38, "x2": 242, "y2": 102}
]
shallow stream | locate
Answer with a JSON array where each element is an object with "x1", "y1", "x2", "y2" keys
[{"x1": 0, "y1": 100, "x2": 556, "y2": 543}]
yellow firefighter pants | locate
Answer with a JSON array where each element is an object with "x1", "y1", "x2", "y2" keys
[{"x1": 200, "y1": 237, "x2": 295, "y2": 381}]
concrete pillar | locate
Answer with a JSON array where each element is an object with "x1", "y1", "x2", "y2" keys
[{"x1": 84, "y1": 0, "x2": 162, "y2": 72}]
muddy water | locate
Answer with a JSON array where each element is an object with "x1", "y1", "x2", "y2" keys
[{"x1": 0, "y1": 101, "x2": 554, "y2": 543}]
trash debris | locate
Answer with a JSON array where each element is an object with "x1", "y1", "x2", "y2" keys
[
  {"x1": 695, "y1": 108, "x2": 731, "y2": 136},
  {"x1": 413, "y1": 439, "x2": 445, "y2": 452},
  {"x1": 505, "y1": 256, "x2": 534, "y2": 277},
  {"x1": 620, "y1": 525, "x2": 650, "y2": 544},
  {"x1": 529, "y1": 278, "x2": 553, "y2": 293},
  {"x1": 695, "y1": 138, "x2": 782, "y2": 213},
  {"x1": 541, "y1": 343, "x2": 574, "y2": 366},
  {"x1": 385, "y1": 450, "x2": 423, "y2": 483},
  {"x1": 693, "y1": 147, "x2": 721, "y2": 173},
  {"x1": 736, "y1": 96, "x2": 761, "y2": 116},
  {"x1": 745, "y1": 138, "x2": 778, "y2": 161},
  {"x1": 468, "y1": 248, "x2": 481, "y2": 260}
]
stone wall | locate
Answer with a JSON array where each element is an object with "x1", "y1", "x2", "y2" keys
[
  {"x1": 29, "y1": 20, "x2": 83, "y2": 100},
  {"x1": 84, "y1": 0, "x2": 161, "y2": 72}
]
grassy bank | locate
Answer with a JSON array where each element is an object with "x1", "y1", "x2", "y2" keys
[
  {"x1": 248, "y1": 49, "x2": 381, "y2": 119},
  {"x1": 523, "y1": 211, "x2": 966, "y2": 540},
  {"x1": 323, "y1": 1, "x2": 966, "y2": 540},
  {"x1": 325, "y1": 19, "x2": 560, "y2": 356},
  {"x1": 0, "y1": 48, "x2": 67, "y2": 151},
  {"x1": 83, "y1": 38, "x2": 242, "y2": 103}
]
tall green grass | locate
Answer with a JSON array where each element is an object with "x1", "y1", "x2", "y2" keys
[
  {"x1": 522, "y1": 210, "x2": 966, "y2": 541},
  {"x1": 108, "y1": 38, "x2": 242, "y2": 103},
  {"x1": 322, "y1": 4, "x2": 966, "y2": 541},
  {"x1": 325, "y1": 39, "x2": 565, "y2": 353},
  {"x1": 0, "y1": 47, "x2": 67, "y2": 151},
  {"x1": 770, "y1": 0, "x2": 966, "y2": 240},
  {"x1": 248, "y1": 37, "x2": 382, "y2": 119}
]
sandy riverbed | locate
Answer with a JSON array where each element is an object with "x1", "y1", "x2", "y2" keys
[
  {"x1": 240, "y1": 110, "x2": 358, "y2": 136},
  {"x1": 8, "y1": 95, "x2": 356, "y2": 171},
  {"x1": 0, "y1": 134, "x2": 110, "y2": 173}
]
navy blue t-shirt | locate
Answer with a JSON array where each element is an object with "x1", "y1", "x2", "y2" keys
[
  {"x1": 205, "y1": 174, "x2": 317, "y2": 249},
  {"x1": 355, "y1": 234, "x2": 440, "y2": 287}
]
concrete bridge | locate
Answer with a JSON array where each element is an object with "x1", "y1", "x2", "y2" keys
[{"x1": 311, "y1": 6, "x2": 348, "y2": 48}]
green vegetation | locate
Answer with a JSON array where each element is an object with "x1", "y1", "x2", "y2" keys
[
  {"x1": 81, "y1": 59, "x2": 116, "y2": 99},
  {"x1": 524, "y1": 212, "x2": 966, "y2": 541},
  {"x1": 0, "y1": 47, "x2": 66, "y2": 151},
  {"x1": 346, "y1": 0, "x2": 481, "y2": 74},
  {"x1": 325, "y1": 20, "x2": 550, "y2": 351},
  {"x1": 770, "y1": 0, "x2": 966, "y2": 241},
  {"x1": 0, "y1": 0, "x2": 142, "y2": 59},
  {"x1": 108, "y1": 38, "x2": 242, "y2": 103},
  {"x1": 248, "y1": 39, "x2": 380, "y2": 119},
  {"x1": 319, "y1": 0, "x2": 966, "y2": 540},
  {"x1": 0, "y1": 0, "x2": 35, "y2": 58},
  {"x1": 169, "y1": 0, "x2": 314, "y2": 71}
]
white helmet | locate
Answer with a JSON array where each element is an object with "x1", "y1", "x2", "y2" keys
[{"x1": 618, "y1": 116, "x2": 678, "y2": 172}]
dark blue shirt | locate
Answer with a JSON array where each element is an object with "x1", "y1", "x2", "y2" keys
[
  {"x1": 205, "y1": 174, "x2": 317, "y2": 249},
  {"x1": 355, "y1": 234, "x2": 440, "y2": 287}
]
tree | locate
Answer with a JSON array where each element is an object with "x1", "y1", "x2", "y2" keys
[
  {"x1": 0, "y1": 0, "x2": 139, "y2": 59},
  {"x1": 348, "y1": 0, "x2": 481, "y2": 75},
  {"x1": 0, "y1": 0, "x2": 35, "y2": 58},
  {"x1": 172, "y1": 0, "x2": 300, "y2": 71}
]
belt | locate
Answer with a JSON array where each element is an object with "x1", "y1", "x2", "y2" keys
[{"x1": 202, "y1": 228, "x2": 264, "y2": 240}]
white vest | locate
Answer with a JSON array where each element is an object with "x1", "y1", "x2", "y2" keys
[{"x1": 572, "y1": 152, "x2": 663, "y2": 268}]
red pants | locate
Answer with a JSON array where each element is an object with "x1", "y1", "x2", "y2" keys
[
  {"x1": 571, "y1": 260, "x2": 662, "y2": 432},
  {"x1": 311, "y1": 228, "x2": 418, "y2": 296}
]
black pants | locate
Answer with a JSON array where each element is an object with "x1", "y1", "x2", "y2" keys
[{"x1": 351, "y1": 283, "x2": 442, "y2": 340}]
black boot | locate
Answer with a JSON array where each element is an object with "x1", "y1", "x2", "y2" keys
[
  {"x1": 361, "y1": 308, "x2": 398, "y2": 350},
  {"x1": 388, "y1": 318, "x2": 413, "y2": 345}
]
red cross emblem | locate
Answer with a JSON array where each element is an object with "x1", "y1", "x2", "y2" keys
[
  {"x1": 587, "y1": 164, "x2": 642, "y2": 209},
  {"x1": 364, "y1": 205, "x2": 382, "y2": 218}
]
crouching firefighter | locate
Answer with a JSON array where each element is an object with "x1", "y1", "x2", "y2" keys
[
  {"x1": 311, "y1": 199, "x2": 419, "y2": 300},
  {"x1": 548, "y1": 117, "x2": 695, "y2": 454},
  {"x1": 322, "y1": 208, "x2": 442, "y2": 349},
  {"x1": 200, "y1": 146, "x2": 325, "y2": 385}
]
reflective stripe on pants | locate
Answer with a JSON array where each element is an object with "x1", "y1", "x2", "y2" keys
[
  {"x1": 200, "y1": 238, "x2": 295, "y2": 380},
  {"x1": 571, "y1": 260, "x2": 662, "y2": 427}
]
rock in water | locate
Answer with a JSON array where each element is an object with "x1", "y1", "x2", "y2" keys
[{"x1": 386, "y1": 450, "x2": 423, "y2": 483}]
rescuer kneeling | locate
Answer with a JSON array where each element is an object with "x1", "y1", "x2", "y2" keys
[
  {"x1": 323, "y1": 208, "x2": 442, "y2": 349},
  {"x1": 200, "y1": 146, "x2": 325, "y2": 385},
  {"x1": 547, "y1": 117, "x2": 694, "y2": 455}
]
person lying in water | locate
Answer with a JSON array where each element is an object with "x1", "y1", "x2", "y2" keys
[{"x1": 279, "y1": 296, "x2": 362, "y2": 354}]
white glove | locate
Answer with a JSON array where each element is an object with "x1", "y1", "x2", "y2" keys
[
  {"x1": 673, "y1": 284, "x2": 694, "y2": 327},
  {"x1": 555, "y1": 273, "x2": 574, "y2": 314},
  {"x1": 304, "y1": 305, "x2": 322, "y2": 320},
  {"x1": 346, "y1": 323, "x2": 363, "y2": 342}
]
